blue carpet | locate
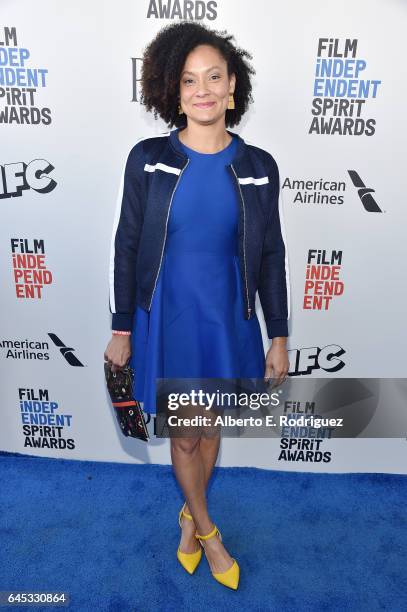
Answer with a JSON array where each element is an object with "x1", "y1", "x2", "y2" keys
[{"x1": 0, "y1": 450, "x2": 406, "y2": 611}]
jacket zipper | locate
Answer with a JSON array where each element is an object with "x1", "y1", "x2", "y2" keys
[
  {"x1": 230, "y1": 164, "x2": 251, "y2": 319},
  {"x1": 148, "y1": 158, "x2": 190, "y2": 311}
]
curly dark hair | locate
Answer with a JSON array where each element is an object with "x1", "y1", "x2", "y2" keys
[{"x1": 140, "y1": 21, "x2": 255, "y2": 128}]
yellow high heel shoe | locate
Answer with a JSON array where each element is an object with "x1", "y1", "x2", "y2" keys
[
  {"x1": 176, "y1": 502, "x2": 202, "y2": 574},
  {"x1": 195, "y1": 524, "x2": 240, "y2": 590}
]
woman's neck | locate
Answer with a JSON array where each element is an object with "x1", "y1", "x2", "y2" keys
[{"x1": 178, "y1": 121, "x2": 232, "y2": 154}]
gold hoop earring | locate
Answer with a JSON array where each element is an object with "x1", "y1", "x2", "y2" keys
[{"x1": 227, "y1": 93, "x2": 235, "y2": 110}]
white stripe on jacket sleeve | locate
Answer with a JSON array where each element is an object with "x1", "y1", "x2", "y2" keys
[
  {"x1": 278, "y1": 186, "x2": 291, "y2": 320},
  {"x1": 238, "y1": 176, "x2": 269, "y2": 185},
  {"x1": 108, "y1": 132, "x2": 170, "y2": 317},
  {"x1": 108, "y1": 158, "x2": 127, "y2": 314}
]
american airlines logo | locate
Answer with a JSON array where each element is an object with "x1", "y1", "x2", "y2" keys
[
  {"x1": 282, "y1": 170, "x2": 383, "y2": 212},
  {"x1": 1, "y1": 333, "x2": 84, "y2": 365},
  {"x1": 347, "y1": 170, "x2": 382, "y2": 212},
  {"x1": 48, "y1": 333, "x2": 85, "y2": 366}
]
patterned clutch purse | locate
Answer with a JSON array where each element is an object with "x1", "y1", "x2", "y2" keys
[{"x1": 104, "y1": 362, "x2": 150, "y2": 442}]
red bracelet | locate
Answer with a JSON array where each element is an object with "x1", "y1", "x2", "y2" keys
[{"x1": 112, "y1": 330, "x2": 131, "y2": 336}]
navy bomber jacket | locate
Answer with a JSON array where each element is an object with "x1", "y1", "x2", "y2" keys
[{"x1": 109, "y1": 127, "x2": 291, "y2": 339}]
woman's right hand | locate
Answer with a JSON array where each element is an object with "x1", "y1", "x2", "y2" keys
[{"x1": 104, "y1": 334, "x2": 132, "y2": 372}]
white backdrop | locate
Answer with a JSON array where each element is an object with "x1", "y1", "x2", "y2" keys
[{"x1": 1, "y1": 0, "x2": 406, "y2": 473}]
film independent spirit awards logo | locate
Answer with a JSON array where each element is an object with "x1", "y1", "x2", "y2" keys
[
  {"x1": 283, "y1": 36, "x2": 384, "y2": 213},
  {"x1": 4, "y1": 239, "x2": 84, "y2": 365}
]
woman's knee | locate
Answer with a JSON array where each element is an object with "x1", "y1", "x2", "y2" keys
[{"x1": 171, "y1": 435, "x2": 201, "y2": 455}]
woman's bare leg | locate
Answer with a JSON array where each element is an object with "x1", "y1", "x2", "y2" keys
[
  {"x1": 171, "y1": 409, "x2": 234, "y2": 573},
  {"x1": 171, "y1": 434, "x2": 208, "y2": 554},
  {"x1": 184, "y1": 433, "x2": 220, "y2": 512}
]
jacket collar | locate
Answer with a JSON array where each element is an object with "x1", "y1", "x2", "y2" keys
[{"x1": 169, "y1": 126, "x2": 246, "y2": 164}]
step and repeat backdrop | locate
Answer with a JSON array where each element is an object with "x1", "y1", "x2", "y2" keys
[{"x1": 2, "y1": 0, "x2": 406, "y2": 473}]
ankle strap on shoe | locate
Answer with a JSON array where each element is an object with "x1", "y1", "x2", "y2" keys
[
  {"x1": 182, "y1": 502, "x2": 193, "y2": 520},
  {"x1": 179, "y1": 503, "x2": 193, "y2": 527},
  {"x1": 195, "y1": 524, "x2": 218, "y2": 540}
]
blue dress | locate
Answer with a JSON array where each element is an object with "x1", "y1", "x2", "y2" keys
[{"x1": 130, "y1": 134, "x2": 265, "y2": 414}]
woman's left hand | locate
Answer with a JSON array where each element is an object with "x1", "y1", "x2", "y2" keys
[{"x1": 264, "y1": 339, "x2": 289, "y2": 388}]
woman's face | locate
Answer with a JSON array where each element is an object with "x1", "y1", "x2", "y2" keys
[{"x1": 179, "y1": 44, "x2": 236, "y2": 126}]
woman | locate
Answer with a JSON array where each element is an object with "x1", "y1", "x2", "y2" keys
[{"x1": 104, "y1": 21, "x2": 290, "y2": 590}]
